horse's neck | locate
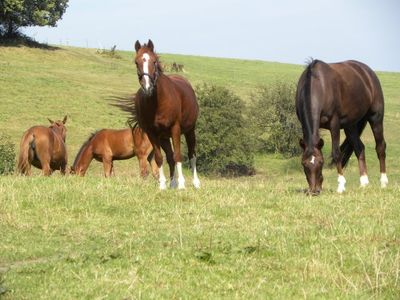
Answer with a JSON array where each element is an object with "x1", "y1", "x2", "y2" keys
[
  {"x1": 73, "y1": 142, "x2": 93, "y2": 171},
  {"x1": 302, "y1": 106, "x2": 321, "y2": 153}
]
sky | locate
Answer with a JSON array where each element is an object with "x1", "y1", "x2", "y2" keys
[{"x1": 24, "y1": 0, "x2": 400, "y2": 72}]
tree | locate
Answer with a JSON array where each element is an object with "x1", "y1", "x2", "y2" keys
[
  {"x1": 195, "y1": 84, "x2": 256, "y2": 176},
  {"x1": 248, "y1": 81, "x2": 302, "y2": 157},
  {"x1": 0, "y1": 0, "x2": 68, "y2": 37}
]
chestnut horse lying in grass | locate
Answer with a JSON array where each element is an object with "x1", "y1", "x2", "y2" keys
[
  {"x1": 70, "y1": 127, "x2": 158, "y2": 178},
  {"x1": 18, "y1": 116, "x2": 68, "y2": 176}
]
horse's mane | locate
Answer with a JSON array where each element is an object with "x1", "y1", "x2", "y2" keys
[
  {"x1": 299, "y1": 58, "x2": 320, "y2": 155},
  {"x1": 72, "y1": 131, "x2": 98, "y2": 167}
]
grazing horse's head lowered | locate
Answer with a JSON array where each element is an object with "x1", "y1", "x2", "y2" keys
[
  {"x1": 296, "y1": 59, "x2": 388, "y2": 195},
  {"x1": 134, "y1": 40, "x2": 160, "y2": 96},
  {"x1": 299, "y1": 138, "x2": 324, "y2": 195}
]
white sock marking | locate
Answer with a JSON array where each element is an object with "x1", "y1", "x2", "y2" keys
[
  {"x1": 337, "y1": 175, "x2": 346, "y2": 193},
  {"x1": 190, "y1": 157, "x2": 200, "y2": 189},
  {"x1": 142, "y1": 53, "x2": 150, "y2": 90},
  {"x1": 159, "y1": 164, "x2": 167, "y2": 190},
  {"x1": 176, "y1": 162, "x2": 185, "y2": 189},
  {"x1": 380, "y1": 173, "x2": 388, "y2": 188},
  {"x1": 360, "y1": 174, "x2": 369, "y2": 187}
]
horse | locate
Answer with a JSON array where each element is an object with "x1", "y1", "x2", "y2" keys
[
  {"x1": 70, "y1": 127, "x2": 158, "y2": 178},
  {"x1": 296, "y1": 59, "x2": 388, "y2": 195},
  {"x1": 18, "y1": 116, "x2": 68, "y2": 176},
  {"x1": 127, "y1": 39, "x2": 200, "y2": 190}
]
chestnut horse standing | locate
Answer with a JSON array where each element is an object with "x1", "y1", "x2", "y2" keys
[
  {"x1": 70, "y1": 127, "x2": 158, "y2": 177},
  {"x1": 131, "y1": 39, "x2": 200, "y2": 189},
  {"x1": 18, "y1": 116, "x2": 68, "y2": 176},
  {"x1": 296, "y1": 59, "x2": 388, "y2": 195}
]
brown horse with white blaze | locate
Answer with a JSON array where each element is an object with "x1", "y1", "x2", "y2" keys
[
  {"x1": 18, "y1": 116, "x2": 68, "y2": 176},
  {"x1": 70, "y1": 127, "x2": 158, "y2": 177},
  {"x1": 296, "y1": 59, "x2": 388, "y2": 195},
  {"x1": 131, "y1": 39, "x2": 200, "y2": 189}
]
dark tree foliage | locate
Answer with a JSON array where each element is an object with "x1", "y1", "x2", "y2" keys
[
  {"x1": 195, "y1": 84, "x2": 256, "y2": 176},
  {"x1": 0, "y1": 0, "x2": 68, "y2": 36}
]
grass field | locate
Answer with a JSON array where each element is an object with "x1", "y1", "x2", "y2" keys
[{"x1": 1, "y1": 44, "x2": 400, "y2": 299}]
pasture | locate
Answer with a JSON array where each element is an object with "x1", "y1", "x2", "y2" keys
[{"x1": 0, "y1": 45, "x2": 400, "y2": 298}]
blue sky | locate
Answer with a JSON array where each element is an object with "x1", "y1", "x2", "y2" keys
[{"x1": 24, "y1": 0, "x2": 400, "y2": 71}]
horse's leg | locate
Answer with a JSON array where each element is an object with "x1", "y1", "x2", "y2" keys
[
  {"x1": 369, "y1": 113, "x2": 388, "y2": 187},
  {"x1": 41, "y1": 161, "x2": 52, "y2": 176},
  {"x1": 60, "y1": 162, "x2": 67, "y2": 175},
  {"x1": 39, "y1": 154, "x2": 52, "y2": 176},
  {"x1": 102, "y1": 157, "x2": 113, "y2": 177},
  {"x1": 147, "y1": 134, "x2": 166, "y2": 189},
  {"x1": 344, "y1": 126, "x2": 369, "y2": 187},
  {"x1": 170, "y1": 124, "x2": 185, "y2": 189},
  {"x1": 330, "y1": 121, "x2": 346, "y2": 193},
  {"x1": 138, "y1": 154, "x2": 149, "y2": 178},
  {"x1": 160, "y1": 138, "x2": 177, "y2": 188},
  {"x1": 147, "y1": 150, "x2": 159, "y2": 179},
  {"x1": 184, "y1": 129, "x2": 200, "y2": 189}
]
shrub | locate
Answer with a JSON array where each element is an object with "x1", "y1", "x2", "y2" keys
[
  {"x1": 0, "y1": 133, "x2": 15, "y2": 175},
  {"x1": 195, "y1": 84, "x2": 255, "y2": 176},
  {"x1": 249, "y1": 81, "x2": 302, "y2": 157}
]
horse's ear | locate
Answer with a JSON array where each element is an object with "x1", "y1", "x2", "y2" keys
[
  {"x1": 147, "y1": 39, "x2": 154, "y2": 51},
  {"x1": 299, "y1": 138, "x2": 306, "y2": 150},
  {"x1": 62, "y1": 115, "x2": 68, "y2": 124},
  {"x1": 134, "y1": 40, "x2": 141, "y2": 52},
  {"x1": 48, "y1": 118, "x2": 54, "y2": 124},
  {"x1": 317, "y1": 138, "x2": 324, "y2": 149}
]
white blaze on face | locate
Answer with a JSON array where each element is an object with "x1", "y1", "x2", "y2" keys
[
  {"x1": 310, "y1": 155, "x2": 316, "y2": 165},
  {"x1": 142, "y1": 53, "x2": 151, "y2": 90}
]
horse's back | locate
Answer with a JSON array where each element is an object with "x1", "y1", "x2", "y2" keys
[
  {"x1": 307, "y1": 60, "x2": 383, "y2": 121},
  {"x1": 92, "y1": 128, "x2": 135, "y2": 159}
]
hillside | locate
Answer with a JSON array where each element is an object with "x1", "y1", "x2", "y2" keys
[
  {"x1": 1, "y1": 45, "x2": 400, "y2": 299},
  {"x1": 1, "y1": 45, "x2": 399, "y2": 175}
]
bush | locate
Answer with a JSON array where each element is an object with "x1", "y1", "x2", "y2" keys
[
  {"x1": 249, "y1": 81, "x2": 302, "y2": 157},
  {"x1": 195, "y1": 84, "x2": 255, "y2": 176},
  {"x1": 0, "y1": 133, "x2": 15, "y2": 175}
]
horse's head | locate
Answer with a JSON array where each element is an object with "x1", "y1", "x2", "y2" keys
[
  {"x1": 299, "y1": 138, "x2": 324, "y2": 195},
  {"x1": 134, "y1": 39, "x2": 160, "y2": 96},
  {"x1": 48, "y1": 115, "x2": 67, "y2": 142}
]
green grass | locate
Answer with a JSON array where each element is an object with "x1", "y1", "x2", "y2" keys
[{"x1": 1, "y1": 44, "x2": 400, "y2": 299}]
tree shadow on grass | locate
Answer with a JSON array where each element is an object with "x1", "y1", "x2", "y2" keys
[{"x1": 0, "y1": 33, "x2": 59, "y2": 50}]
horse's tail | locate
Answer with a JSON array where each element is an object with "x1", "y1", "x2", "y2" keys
[
  {"x1": 17, "y1": 132, "x2": 35, "y2": 175},
  {"x1": 109, "y1": 94, "x2": 138, "y2": 128},
  {"x1": 332, "y1": 117, "x2": 368, "y2": 167}
]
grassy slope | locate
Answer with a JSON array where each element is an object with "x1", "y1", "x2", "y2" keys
[{"x1": 0, "y1": 45, "x2": 400, "y2": 299}]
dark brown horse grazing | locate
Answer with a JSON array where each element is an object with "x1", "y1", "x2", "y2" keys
[
  {"x1": 18, "y1": 116, "x2": 68, "y2": 176},
  {"x1": 296, "y1": 59, "x2": 388, "y2": 195},
  {"x1": 131, "y1": 39, "x2": 200, "y2": 189},
  {"x1": 70, "y1": 127, "x2": 158, "y2": 178}
]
